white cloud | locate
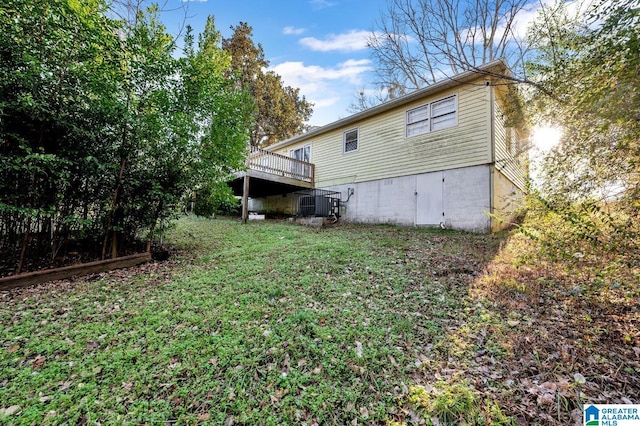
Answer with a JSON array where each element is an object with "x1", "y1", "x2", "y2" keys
[
  {"x1": 313, "y1": 96, "x2": 342, "y2": 108},
  {"x1": 299, "y1": 30, "x2": 374, "y2": 52},
  {"x1": 283, "y1": 26, "x2": 306, "y2": 36},
  {"x1": 508, "y1": 2, "x2": 544, "y2": 39},
  {"x1": 309, "y1": 0, "x2": 335, "y2": 10},
  {"x1": 271, "y1": 59, "x2": 373, "y2": 125},
  {"x1": 272, "y1": 59, "x2": 372, "y2": 90}
]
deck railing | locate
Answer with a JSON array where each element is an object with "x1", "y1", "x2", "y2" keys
[{"x1": 247, "y1": 145, "x2": 315, "y2": 183}]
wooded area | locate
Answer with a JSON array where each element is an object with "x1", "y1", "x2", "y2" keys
[
  {"x1": 0, "y1": 0, "x2": 311, "y2": 276},
  {"x1": 524, "y1": 0, "x2": 639, "y2": 268}
]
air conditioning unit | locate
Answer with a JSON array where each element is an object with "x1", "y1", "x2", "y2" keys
[
  {"x1": 298, "y1": 195, "x2": 339, "y2": 217},
  {"x1": 299, "y1": 195, "x2": 329, "y2": 217}
]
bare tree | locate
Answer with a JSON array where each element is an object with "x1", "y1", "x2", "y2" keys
[
  {"x1": 347, "y1": 88, "x2": 393, "y2": 114},
  {"x1": 109, "y1": 0, "x2": 190, "y2": 42},
  {"x1": 367, "y1": 0, "x2": 533, "y2": 95}
]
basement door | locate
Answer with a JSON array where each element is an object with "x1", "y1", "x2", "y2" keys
[{"x1": 416, "y1": 172, "x2": 444, "y2": 225}]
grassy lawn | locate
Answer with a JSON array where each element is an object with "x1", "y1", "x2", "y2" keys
[{"x1": 1, "y1": 217, "x2": 638, "y2": 425}]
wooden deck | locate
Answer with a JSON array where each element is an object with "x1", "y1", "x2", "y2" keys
[
  {"x1": 246, "y1": 145, "x2": 314, "y2": 184},
  {"x1": 231, "y1": 146, "x2": 316, "y2": 222}
]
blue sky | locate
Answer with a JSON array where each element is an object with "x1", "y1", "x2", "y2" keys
[
  {"x1": 161, "y1": 0, "x2": 584, "y2": 131},
  {"x1": 161, "y1": 0, "x2": 390, "y2": 126}
]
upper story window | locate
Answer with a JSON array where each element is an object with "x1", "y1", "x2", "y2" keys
[
  {"x1": 406, "y1": 94, "x2": 457, "y2": 137},
  {"x1": 430, "y1": 96, "x2": 457, "y2": 130},
  {"x1": 291, "y1": 144, "x2": 311, "y2": 162},
  {"x1": 344, "y1": 128, "x2": 358, "y2": 153},
  {"x1": 406, "y1": 106, "x2": 430, "y2": 137}
]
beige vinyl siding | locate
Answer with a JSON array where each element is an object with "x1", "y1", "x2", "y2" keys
[
  {"x1": 492, "y1": 168, "x2": 525, "y2": 231},
  {"x1": 493, "y1": 101, "x2": 527, "y2": 191},
  {"x1": 276, "y1": 80, "x2": 492, "y2": 187}
]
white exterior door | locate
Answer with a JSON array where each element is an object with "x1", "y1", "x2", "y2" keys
[
  {"x1": 416, "y1": 172, "x2": 444, "y2": 225},
  {"x1": 290, "y1": 145, "x2": 311, "y2": 178}
]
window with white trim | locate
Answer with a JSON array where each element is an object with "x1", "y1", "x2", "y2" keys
[
  {"x1": 290, "y1": 144, "x2": 311, "y2": 178},
  {"x1": 344, "y1": 128, "x2": 358, "y2": 153},
  {"x1": 406, "y1": 106, "x2": 430, "y2": 137},
  {"x1": 290, "y1": 144, "x2": 311, "y2": 162},
  {"x1": 406, "y1": 95, "x2": 457, "y2": 137}
]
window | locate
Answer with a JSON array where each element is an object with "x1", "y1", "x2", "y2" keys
[
  {"x1": 406, "y1": 95, "x2": 457, "y2": 137},
  {"x1": 291, "y1": 144, "x2": 311, "y2": 162},
  {"x1": 430, "y1": 96, "x2": 457, "y2": 130},
  {"x1": 344, "y1": 128, "x2": 358, "y2": 152},
  {"x1": 290, "y1": 144, "x2": 311, "y2": 178},
  {"x1": 406, "y1": 106, "x2": 430, "y2": 137}
]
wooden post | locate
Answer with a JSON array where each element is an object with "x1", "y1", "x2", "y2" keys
[{"x1": 242, "y1": 174, "x2": 250, "y2": 224}]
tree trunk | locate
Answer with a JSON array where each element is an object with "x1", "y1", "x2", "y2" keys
[
  {"x1": 242, "y1": 174, "x2": 250, "y2": 224},
  {"x1": 146, "y1": 199, "x2": 164, "y2": 252},
  {"x1": 16, "y1": 217, "x2": 31, "y2": 274},
  {"x1": 103, "y1": 89, "x2": 131, "y2": 260},
  {"x1": 102, "y1": 157, "x2": 126, "y2": 260},
  {"x1": 111, "y1": 230, "x2": 118, "y2": 259}
]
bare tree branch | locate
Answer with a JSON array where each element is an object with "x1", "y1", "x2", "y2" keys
[
  {"x1": 109, "y1": 0, "x2": 190, "y2": 43},
  {"x1": 366, "y1": 0, "x2": 533, "y2": 104}
]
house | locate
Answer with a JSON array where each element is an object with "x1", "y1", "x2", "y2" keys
[
  {"x1": 584, "y1": 405, "x2": 599, "y2": 425},
  {"x1": 230, "y1": 59, "x2": 528, "y2": 232}
]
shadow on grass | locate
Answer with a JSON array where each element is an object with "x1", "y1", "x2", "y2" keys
[
  {"x1": 2, "y1": 217, "x2": 636, "y2": 425},
  {"x1": 394, "y1": 231, "x2": 640, "y2": 425}
]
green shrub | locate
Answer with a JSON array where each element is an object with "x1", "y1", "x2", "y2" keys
[{"x1": 192, "y1": 182, "x2": 240, "y2": 217}]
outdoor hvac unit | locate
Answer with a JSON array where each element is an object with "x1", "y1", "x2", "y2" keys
[{"x1": 298, "y1": 195, "x2": 340, "y2": 217}]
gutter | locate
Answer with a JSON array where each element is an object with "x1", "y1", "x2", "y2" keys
[{"x1": 268, "y1": 59, "x2": 510, "y2": 152}]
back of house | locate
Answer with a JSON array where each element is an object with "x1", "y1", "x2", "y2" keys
[{"x1": 246, "y1": 59, "x2": 528, "y2": 232}]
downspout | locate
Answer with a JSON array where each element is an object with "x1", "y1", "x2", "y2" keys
[{"x1": 488, "y1": 81, "x2": 496, "y2": 232}]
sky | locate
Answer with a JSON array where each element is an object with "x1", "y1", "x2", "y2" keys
[
  {"x1": 158, "y1": 0, "x2": 580, "y2": 140},
  {"x1": 158, "y1": 0, "x2": 398, "y2": 126}
]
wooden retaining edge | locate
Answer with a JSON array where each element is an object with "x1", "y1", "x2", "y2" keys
[{"x1": 0, "y1": 252, "x2": 152, "y2": 291}]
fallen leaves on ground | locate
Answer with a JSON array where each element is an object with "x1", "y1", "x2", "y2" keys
[{"x1": 0, "y1": 219, "x2": 637, "y2": 425}]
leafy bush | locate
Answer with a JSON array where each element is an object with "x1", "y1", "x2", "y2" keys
[
  {"x1": 192, "y1": 182, "x2": 240, "y2": 217},
  {"x1": 518, "y1": 192, "x2": 639, "y2": 269},
  {"x1": 0, "y1": 1, "x2": 251, "y2": 271}
]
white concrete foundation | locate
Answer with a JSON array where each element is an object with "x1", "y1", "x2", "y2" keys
[{"x1": 249, "y1": 165, "x2": 504, "y2": 232}]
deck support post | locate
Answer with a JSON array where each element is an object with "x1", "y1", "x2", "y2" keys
[{"x1": 242, "y1": 174, "x2": 250, "y2": 224}]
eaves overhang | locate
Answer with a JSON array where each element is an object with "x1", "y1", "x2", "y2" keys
[{"x1": 267, "y1": 59, "x2": 510, "y2": 152}]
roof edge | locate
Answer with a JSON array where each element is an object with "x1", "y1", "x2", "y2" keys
[{"x1": 267, "y1": 59, "x2": 510, "y2": 151}]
